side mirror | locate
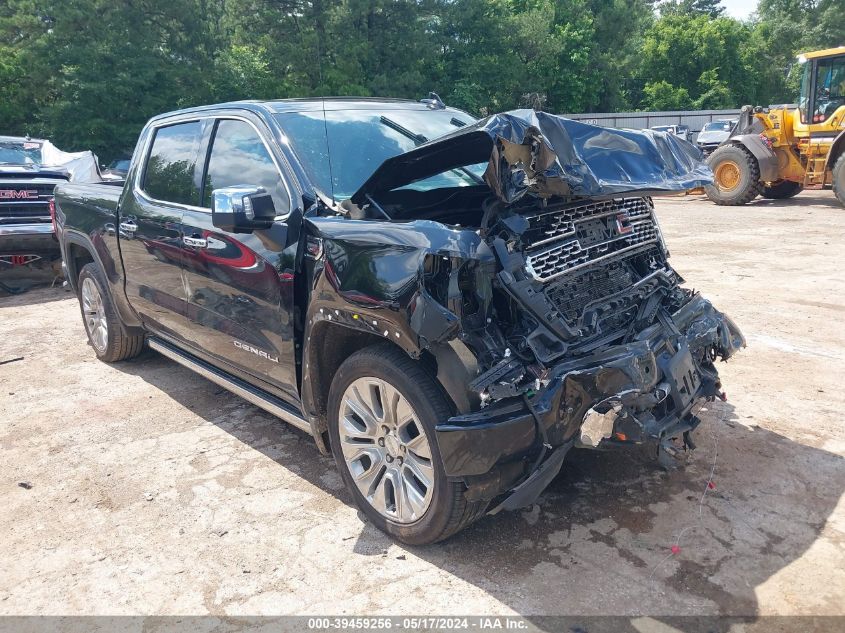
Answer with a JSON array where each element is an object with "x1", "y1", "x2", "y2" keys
[{"x1": 211, "y1": 186, "x2": 275, "y2": 233}]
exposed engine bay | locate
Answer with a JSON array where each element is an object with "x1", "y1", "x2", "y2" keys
[
  {"x1": 304, "y1": 110, "x2": 743, "y2": 507},
  {"x1": 420, "y1": 194, "x2": 696, "y2": 395}
]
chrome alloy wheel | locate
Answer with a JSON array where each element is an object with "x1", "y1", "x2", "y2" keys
[
  {"x1": 81, "y1": 276, "x2": 108, "y2": 353},
  {"x1": 338, "y1": 377, "x2": 435, "y2": 523}
]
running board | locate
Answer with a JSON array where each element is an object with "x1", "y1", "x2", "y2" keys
[{"x1": 147, "y1": 337, "x2": 312, "y2": 435}]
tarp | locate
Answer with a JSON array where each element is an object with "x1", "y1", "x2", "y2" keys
[
  {"x1": 352, "y1": 109, "x2": 713, "y2": 205},
  {"x1": 40, "y1": 140, "x2": 101, "y2": 183}
]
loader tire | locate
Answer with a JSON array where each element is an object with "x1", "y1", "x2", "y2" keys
[
  {"x1": 704, "y1": 144, "x2": 760, "y2": 206},
  {"x1": 833, "y1": 153, "x2": 845, "y2": 208},
  {"x1": 758, "y1": 180, "x2": 803, "y2": 199}
]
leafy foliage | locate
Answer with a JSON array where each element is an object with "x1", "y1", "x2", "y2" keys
[{"x1": 0, "y1": 0, "x2": 842, "y2": 160}]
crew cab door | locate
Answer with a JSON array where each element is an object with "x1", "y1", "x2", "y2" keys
[
  {"x1": 119, "y1": 120, "x2": 202, "y2": 338},
  {"x1": 178, "y1": 115, "x2": 299, "y2": 403}
]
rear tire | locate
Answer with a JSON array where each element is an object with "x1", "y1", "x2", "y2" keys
[
  {"x1": 327, "y1": 344, "x2": 487, "y2": 544},
  {"x1": 758, "y1": 180, "x2": 803, "y2": 199},
  {"x1": 704, "y1": 144, "x2": 760, "y2": 206},
  {"x1": 833, "y1": 153, "x2": 845, "y2": 207},
  {"x1": 77, "y1": 263, "x2": 144, "y2": 362}
]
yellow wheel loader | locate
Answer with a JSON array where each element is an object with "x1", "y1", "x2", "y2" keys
[{"x1": 705, "y1": 47, "x2": 845, "y2": 207}]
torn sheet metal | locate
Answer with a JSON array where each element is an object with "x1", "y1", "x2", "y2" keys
[
  {"x1": 40, "y1": 141, "x2": 102, "y2": 183},
  {"x1": 352, "y1": 109, "x2": 713, "y2": 205}
]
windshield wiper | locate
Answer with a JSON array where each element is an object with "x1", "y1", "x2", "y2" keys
[
  {"x1": 379, "y1": 116, "x2": 484, "y2": 185},
  {"x1": 379, "y1": 116, "x2": 427, "y2": 144}
]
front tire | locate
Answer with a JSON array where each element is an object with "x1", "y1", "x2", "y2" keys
[
  {"x1": 833, "y1": 153, "x2": 845, "y2": 207},
  {"x1": 704, "y1": 144, "x2": 760, "y2": 206},
  {"x1": 758, "y1": 179, "x2": 803, "y2": 199},
  {"x1": 77, "y1": 263, "x2": 145, "y2": 362},
  {"x1": 327, "y1": 344, "x2": 487, "y2": 544}
]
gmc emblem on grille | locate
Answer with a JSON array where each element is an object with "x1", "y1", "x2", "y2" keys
[
  {"x1": 0, "y1": 189, "x2": 39, "y2": 200},
  {"x1": 615, "y1": 213, "x2": 633, "y2": 235}
]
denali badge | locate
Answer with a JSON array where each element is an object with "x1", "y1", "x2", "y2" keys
[
  {"x1": 233, "y1": 340, "x2": 279, "y2": 363},
  {"x1": 0, "y1": 189, "x2": 39, "y2": 199}
]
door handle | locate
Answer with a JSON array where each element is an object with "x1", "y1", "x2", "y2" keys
[
  {"x1": 183, "y1": 236, "x2": 207, "y2": 248},
  {"x1": 119, "y1": 221, "x2": 137, "y2": 233}
]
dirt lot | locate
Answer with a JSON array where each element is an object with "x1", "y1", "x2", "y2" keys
[{"x1": 1, "y1": 191, "x2": 844, "y2": 618}]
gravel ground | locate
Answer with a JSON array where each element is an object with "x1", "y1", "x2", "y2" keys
[{"x1": 0, "y1": 191, "x2": 843, "y2": 618}]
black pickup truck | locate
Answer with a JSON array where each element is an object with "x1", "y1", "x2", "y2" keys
[
  {"x1": 0, "y1": 136, "x2": 68, "y2": 287},
  {"x1": 55, "y1": 97, "x2": 743, "y2": 544}
]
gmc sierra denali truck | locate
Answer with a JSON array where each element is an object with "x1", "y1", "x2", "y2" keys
[
  {"x1": 0, "y1": 136, "x2": 68, "y2": 287},
  {"x1": 55, "y1": 98, "x2": 744, "y2": 544}
]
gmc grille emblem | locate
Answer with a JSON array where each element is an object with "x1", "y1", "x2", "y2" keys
[
  {"x1": 0, "y1": 189, "x2": 39, "y2": 200},
  {"x1": 615, "y1": 213, "x2": 633, "y2": 235}
]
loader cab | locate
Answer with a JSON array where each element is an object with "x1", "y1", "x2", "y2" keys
[{"x1": 797, "y1": 48, "x2": 845, "y2": 130}]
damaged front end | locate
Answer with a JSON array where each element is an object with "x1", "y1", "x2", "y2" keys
[{"x1": 304, "y1": 109, "x2": 743, "y2": 512}]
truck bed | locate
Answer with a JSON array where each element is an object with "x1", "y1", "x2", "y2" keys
[{"x1": 55, "y1": 181, "x2": 123, "y2": 239}]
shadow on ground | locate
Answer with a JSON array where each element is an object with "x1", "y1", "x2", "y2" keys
[
  {"x1": 687, "y1": 192, "x2": 842, "y2": 209},
  {"x1": 0, "y1": 271, "x2": 67, "y2": 303},
  {"x1": 111, "y1": 347, "x2": 845, "y2": 620},
  {"x1": 751, "y1": 193, "x2": 842, "y2": 209}
]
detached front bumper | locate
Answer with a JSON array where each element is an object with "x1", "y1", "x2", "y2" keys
[{"x1": 434, "y1": 294, "x2": 744, "y2": 508}]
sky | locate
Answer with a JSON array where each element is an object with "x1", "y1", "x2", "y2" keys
[{"x1": 720, "y1": 0, "x2": 759, "y2": 20}]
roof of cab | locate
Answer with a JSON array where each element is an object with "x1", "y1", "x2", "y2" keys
[
  {"x1": 0, "y1": 135, "x2": 46, "y2": 144},
  {"x1": 149, "y1": 97, "x2": 466, "y2": 123},
  {"x1": 798, "y1": 46, "x2": 845, "y2": 61}
]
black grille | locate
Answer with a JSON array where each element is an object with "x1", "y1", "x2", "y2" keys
[
  {"x1": 524, "y1": 197, "x2": 658, "y2": 282},
  {"x1": 544, "y1": 260, "x2": 634, "y2": 325},
  {"x1": 0, "y1": 181, "x2": 59, "y2": 221}
]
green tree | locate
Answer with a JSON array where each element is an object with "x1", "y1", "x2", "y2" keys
[
  {"x1": 0, "y1": 0, "x2": 217, "y2": 160},
  {"x1": 586, "y1": 0, "x2": 657, "y2": 111},
  {"x1": 636, "y1": 12, "x2": 762, "y2": 109},
  {"x1": 0, "y1": 46, "x2": 33, "y2": 133},
  {"x1": 642, "y1": 80, "x2": 692, "y2": 109},
  {"x1": 659, "y1": 0, "x2": 725, "y2": 18}
]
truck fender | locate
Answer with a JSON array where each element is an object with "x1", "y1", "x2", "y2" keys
[
  {"x1": 299, "y1": 294, "x2": 428, "y2": 454},
  {"x1": 62, "y1": 228, "x2": 143, "y2": 331},
  {"x1": 826, "y1": 129, "x2": 845, "y2": 170},
  {"x1": 730, "y1": 134, "x2": 779, "y2": 182}
]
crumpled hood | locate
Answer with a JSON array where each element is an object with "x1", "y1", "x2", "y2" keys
[{"x1": 352, "y1": 109, "x2": 713, "y2": 205}]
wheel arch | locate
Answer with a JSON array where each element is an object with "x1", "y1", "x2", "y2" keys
[
  {"x1": 826, "y1": 129, "x2": 845, "y2": 171},
  {"x1": 300, "y1": 319, "x2": 469, "y2": 455},
  {"x1": 65, "y1": 240, "x2": 95, "y2": 292},
  {"x1": 727, "y1": 135, "x2": 778, "y2": 182},
  {"x1": 62, "y1": 230, "x2": 143, "y2": 332}
]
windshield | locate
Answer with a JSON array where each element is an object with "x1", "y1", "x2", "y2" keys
[
  {"x1": 702, "y1": 122, "x2": 732, "y2": 132},
  {"x1": 109, "y1": 159, "x2": 130, "y2": 171},
  {"x1": 0, "y1": 140, "x2": 42, "y2": 165},
  {"x1": 275, "y1": 108, "x2": 483, "y2": 199}
]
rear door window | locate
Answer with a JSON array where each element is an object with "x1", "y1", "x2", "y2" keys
[
  {"x1": 142, "y1": 121, "x2": 203, "y2": 206},
  {"x1": 201, "y1": 119, "x2": 289, "y2": 215}
]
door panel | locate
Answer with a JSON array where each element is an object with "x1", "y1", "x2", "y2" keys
[
  {"x1": 120, "y1": 121, "x2": 203, "y2": 337},
  {"x1": 179, "y1": 117, "x2": 299, "y2": 402},
  {"x1": 118, "y1": 200, "x2": 185, "y2": 335}
]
